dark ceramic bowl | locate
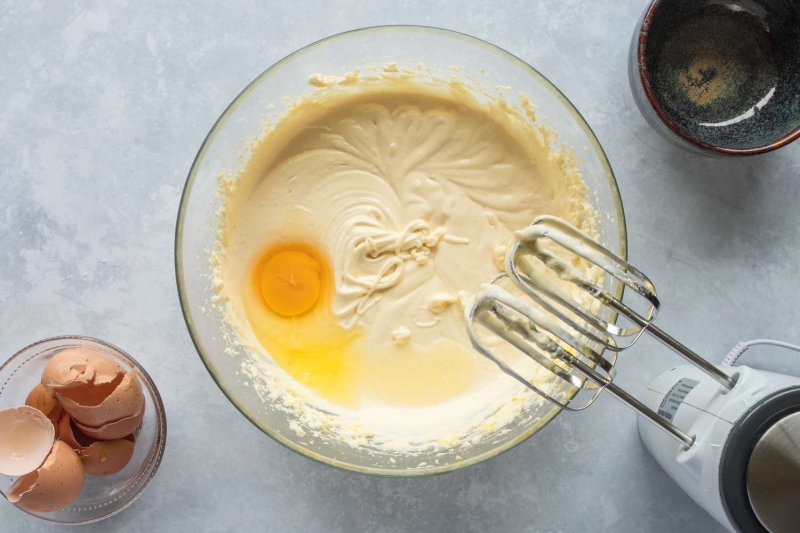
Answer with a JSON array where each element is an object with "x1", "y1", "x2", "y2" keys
[{"x1": 629, "y1": 0, "x2": 800, "y2": 156}]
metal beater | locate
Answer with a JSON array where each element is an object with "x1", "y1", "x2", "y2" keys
[
  {"x1": 464, "y1": 215, "x2": 737, "y2": 448},
  {"x1": 465, "y1": 215, "x2": 800, "y2": 533}
]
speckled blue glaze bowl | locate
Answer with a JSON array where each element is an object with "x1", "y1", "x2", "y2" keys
[{"x1": 630, "y1": 0, "x2": 800, "y2": 155}]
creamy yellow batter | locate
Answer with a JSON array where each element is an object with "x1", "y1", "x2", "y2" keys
[{"x1": 213, "y1": 71, "x2": 598, "y2": 452}]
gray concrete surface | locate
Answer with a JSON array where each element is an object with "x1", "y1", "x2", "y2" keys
[{"x1": 2, "y1": 1, "x2": 799, "y2": 531}]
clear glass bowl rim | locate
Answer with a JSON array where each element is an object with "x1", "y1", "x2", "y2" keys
[{"x1": 175, "y1": 24, "x2": 628, "y2": 477}]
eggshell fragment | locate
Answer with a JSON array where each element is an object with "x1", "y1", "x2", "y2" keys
[
  {"x1": 41, "y1": 349, "x2": 124, "y2": 391},
  {"x1": 56, "y1": 412, "x2": 78, "y2": 448},
  {"x1": 56, "y1": 412, "x2": 136, "y2": 476},
  {"x1": 74, "y1": 403, "x2": 144, "y2": 441},
  {"x1": 0, "y1": 407, "x2": 55, "y2": 476},
  {"x1": 80, "y1": 435, "x2": 136, "y2": 477},
  {"x1": 8, "y1": 441, "x2": 84, "y2": 513},
  {"x1": 25, "y1": 384, "x2": 62, "y2": 423},
  {"x1": 57, "y1": 371, "x2": 144, "y2": 430}
]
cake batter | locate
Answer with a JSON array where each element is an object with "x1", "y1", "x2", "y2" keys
[{"x1": 212, "y1": 70, "x2": 599, "y2": 452}]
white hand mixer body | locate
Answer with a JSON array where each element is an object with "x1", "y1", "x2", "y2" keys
[
  {"x1": 465, "y1": 216, "x2": 800, "y2": 533},
  {"x1": 641, "y1": 364, "x2": 800, "y2": 532}
]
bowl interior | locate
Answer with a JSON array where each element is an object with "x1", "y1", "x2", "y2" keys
[
  {"x1": 0, "y1": 336, "x2": 166, "y2": 524},
  {"x1": 176, "y1": 26, "x2": 626, "y2": 475},
  {"x1": 641, "y1": 0, "x2": 800, "y2": 151}
]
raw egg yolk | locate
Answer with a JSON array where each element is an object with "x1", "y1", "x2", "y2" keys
[{"x1": 260, "y1": 250, "x2": 321, "y2": 316}]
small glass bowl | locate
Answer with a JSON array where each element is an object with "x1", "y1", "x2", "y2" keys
[{"x1": 0, "y1": 336, "x2": 167, "y2": 524}]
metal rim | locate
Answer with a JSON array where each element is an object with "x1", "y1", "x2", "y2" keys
[
  {"x1": 719, "y1": 386, "x2": 800, "y2": 533},
  {"x1": 175, "y1": 25, "x2": 628, "y2": 476},
  {"x1": 747, "y1": 411, "x2": 800, "y2": 533}
]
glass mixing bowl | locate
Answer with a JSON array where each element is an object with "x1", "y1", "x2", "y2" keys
[{"x1": 176, "y1": 26, "x2": 626, "y2": 476}]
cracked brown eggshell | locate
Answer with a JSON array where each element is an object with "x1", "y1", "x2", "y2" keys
[
  {"x1": 41, "y1": 348, "x2": 124, "y2": 391},
  {"x1": 25, "y1": 384, "x2": 62, "y2": 423},
  {"x1": 79, "y1": 434, "x2": 136, "y2": 477},
  {"x1": 56, "y1": 412, "x2": 136, "y2": 476},
  {"x1": 56, "y1": 371, "x2": 145, "y2": 430},
  {"x1": 0, "y1": 406, "x2": 55, "y2": 477},
  {"x1": 74, "y1": 402, "x2": 144, "y2": 441},
  {"x1": 8, "y1": 441, "x2": 84, "y2": 513}
]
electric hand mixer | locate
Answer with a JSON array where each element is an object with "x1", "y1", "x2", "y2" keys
[{"x1": 465, "y1": 216, "x2": 800, "y2": 533}]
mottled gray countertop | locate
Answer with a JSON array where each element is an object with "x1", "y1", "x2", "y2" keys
[{"x1": 2, "y1": 1, "x2": 800, "y2": 532}]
